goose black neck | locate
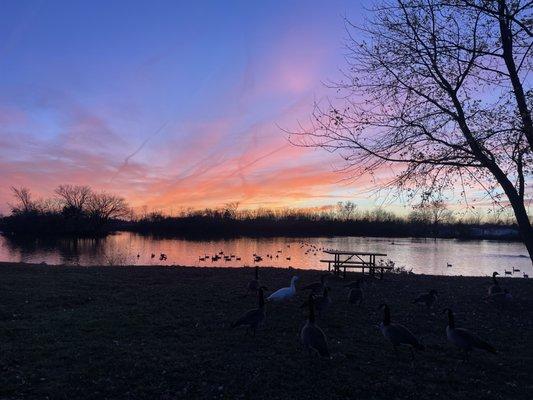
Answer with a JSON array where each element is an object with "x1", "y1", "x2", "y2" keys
[
  {"x1": 383, "y1": 305, "x2": 390, "y2": 325},
  {"x1": 258, "y1": 288, "x2": 264, "y2": 308},
  {"x1": 492, "y1": 272, "x2": 498, "y2": 284},
  {"x1": 447, "y1": 309, "x2": 455, "y2": 328}
]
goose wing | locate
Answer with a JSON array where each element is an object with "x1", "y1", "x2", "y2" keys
[
  {"x1": 302, "y1": 324, "x2": 330, "y2": 358},
  {"x1": 267, "y1": 286, "x2": 289, "y2": 301},
  {"x1": 489, "y1": 285, "x2": 503, "y2": 295},
  {"x1": 301, "y1": 282, "x2": 322, "y2": 291},
  {"x1": 389, "y1": 323, "x2": 424, "y2": 349},
  {"x1": 232, "y1": 308, "x2": 263, "y2": 328},
  {"x1": 454, "y1": 328, "x2": 496, "y2": 353}
]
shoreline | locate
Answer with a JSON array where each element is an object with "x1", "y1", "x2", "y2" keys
[{"x1": 0, "y1": 261, "x2": 529, "y2": 279}]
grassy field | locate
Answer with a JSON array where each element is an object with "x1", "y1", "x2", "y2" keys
[{"x1": 0, "y1": 262, "x2": 531, "y2": 399}]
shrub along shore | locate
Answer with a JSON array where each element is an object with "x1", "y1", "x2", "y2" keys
[{"x1": 0, "y1": 262, "x2": 531, "y2": 399}]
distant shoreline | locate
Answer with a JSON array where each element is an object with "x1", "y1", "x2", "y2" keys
[{"x1": 0, "y1": 224, "x2": 523, "y2": 242}]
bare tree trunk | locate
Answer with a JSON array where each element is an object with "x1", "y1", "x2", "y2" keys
[
  {"x1": 485, "y1": 156, "x2": 533, "y2": 262},
  {"x1": 499, "y1": 178, "x2": 533, "y2": 264},
  {"x1": 498, "y1": 0, "x2": 533, "y2": 152}
]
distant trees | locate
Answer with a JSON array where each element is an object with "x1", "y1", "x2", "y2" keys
[
  {"x1": 336, "y1": 201, "x2": 357, "y2": 220},
  {"x1": 409, "y1": 193, "x2": 455, "y2": 237},
  {"x1": 10, "y1": 187, "x2": 35, "y2": 214},
  {"x1": 55, "y1": 185, "x2": 92, "y2": 217},
  {"x1": 87, "y1": 192, "x2": 130, "y2": 222},
  {"x1": 292, "y1": 0, "x2": 532, "y2": 262},
  {"x1": 3, "y1": 185, "x2": 130, "y2": 235}
]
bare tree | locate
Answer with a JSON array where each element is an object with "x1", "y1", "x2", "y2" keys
[
  {"x1": 9, "y1": 187, "x2": 36, "y2": 214},
  {"x1": 87, "y1": 192, "x2": 130, "y2": 222},
  {"x1": 291, "y1": 0, "x2": 532, "y2": 261},
  {"x1": 55, "y1": 185, "x2": 92, "y2": 216},
  {"x1": 222, "y1": 201, "x2": 240, "y2": 219},
  {"x1": 336, "y1": 201, "x2": 358, "y2": 220}
]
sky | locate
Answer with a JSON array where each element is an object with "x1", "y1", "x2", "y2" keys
[{"x1": 0, "y1": 0, "x2": 409, "y2": 214}]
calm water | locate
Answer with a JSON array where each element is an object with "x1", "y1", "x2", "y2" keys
[{"x1": 0, "y1": 232, "x2": 530, "y2": 277}]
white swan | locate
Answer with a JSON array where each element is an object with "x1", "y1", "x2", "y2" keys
[{"x1": 267, "y1": 276, "x2": 299, "y2": 302}]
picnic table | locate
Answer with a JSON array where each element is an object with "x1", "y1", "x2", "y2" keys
[{"x1": 320, "y1": 250, "x2": 390, "y2": 279}]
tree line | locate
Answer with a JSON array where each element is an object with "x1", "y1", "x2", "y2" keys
[
  {"x1": 1, "y1": 185, "x2": 130, "y2": 235},
  {"x1": 128, "y1": 201, "x2": 519, "y2": 240},
  {"x1": 0, "y1": 187, "x2": 520, "y2": 240}
]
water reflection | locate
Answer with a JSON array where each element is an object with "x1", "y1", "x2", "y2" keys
[{"x1": 0, "y1": 232, "x2": 530, "y2": 277}]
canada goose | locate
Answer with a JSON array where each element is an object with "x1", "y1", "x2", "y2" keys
[
  {"x1": 151, "y1": 253, "x2": 155, "y2": 259},
  {"x1": 300, "y1": 294, "x2": 330, "y2": 358},
  {"x1": 347, "y1": 279, "x2": 363, "y2": 306},
  {"x1": 447, "y1": 263, "x2": 452, "y2": 268},
  {"x1": 413, "y1": 290, "x2": 438, "y2": 308},
  {"x1": 524, "y1": 273, "x2": 529, "y2": 279},
  {"x1": 159, "y1": 253, "x2": 167, "y2": 261},
  {"x1": 247, "y1": 266, "x2": 260, "y2": 295},
  {"x1": 486, "y1": 288, "x2": 513, "y2": 305},
  {"x1": 512, "y1": 267, "x2": 520, "y2": 273},
  {"x1": 232, "y1": 287, "x2": 267, "y2": 336},
  {"x1": 379, "y1": 304, "x2": 424, "y2": 358},
  {"x1": 301, "y1": 274, "x2": 329, "y2": 294},
  {"x1": 488, "y1": 272, "x2": 503, "y2": 295},
  {"x1": 444, "y1": 308, "x2": 496, "y2": 361},
  {"x1": 504, "y1": 269, "x2": 512, "y2": 275},
  {"x1": 301, "y1": 287, "x2": 331, "y2": 318},
  {"x1": 266, "y1": 276, "x2": 299, "y2": 302}
]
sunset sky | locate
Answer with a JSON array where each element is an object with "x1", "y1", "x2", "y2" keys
[{"x1": 0, "y1": 0, "x2": 439, "y2": 214}]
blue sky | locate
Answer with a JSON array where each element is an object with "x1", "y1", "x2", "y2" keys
[{"x1": 0, "y1": 0, "x2": 403, "y2": 213}]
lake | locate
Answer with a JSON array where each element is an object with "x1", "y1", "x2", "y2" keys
[{"x1": 0, "y1": 232, "x2": 530, "y2": 277}]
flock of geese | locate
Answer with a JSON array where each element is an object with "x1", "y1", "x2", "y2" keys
[{"x1": 231, "y1": 266, "x2": 517, "y2": 362}]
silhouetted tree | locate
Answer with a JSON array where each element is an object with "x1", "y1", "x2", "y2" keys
[
  {"x1": 292, "y1": 0, "x2": 532, "y2": 261},
  {"x1": 336, "y1": 201, "x2": 358, "y2": 220},
  {"x1": 55, "y1": 185, "x2": 92, "y2": 217},
  {"x1": 9, "y1": 187, "x2": 35, "y2": 214},
  {"x1": 87, "y1": 192, "x2": 130, "y2": 223}
]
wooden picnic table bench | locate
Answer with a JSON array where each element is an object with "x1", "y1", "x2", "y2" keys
[{"x1": 320, "y1": 250, "x2": 391, "y2": 279}]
